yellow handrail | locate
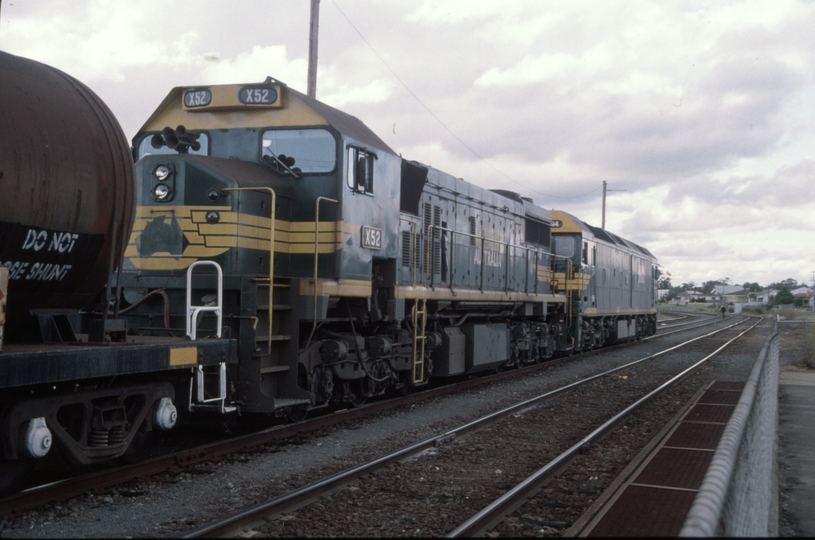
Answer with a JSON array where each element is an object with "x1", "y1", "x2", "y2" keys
[
  {"x1": 411, "y1": 298, "x2": 427, "y2": 383},
  {"x1": 306, "y1": 196, "x2": 339, "y2": 349},
  {"x1": 222, "y1": 187, "x2": 276, "y2": 357}
]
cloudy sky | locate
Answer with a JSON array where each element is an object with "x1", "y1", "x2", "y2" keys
[{"x1": 3, "y1": 0, "x2": 814, "y2": 288}]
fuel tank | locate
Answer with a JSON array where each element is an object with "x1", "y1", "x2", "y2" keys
[{"x1": 0, "y1": 51, "x2": 135, "y2": 319}]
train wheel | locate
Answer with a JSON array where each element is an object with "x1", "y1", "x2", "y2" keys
[
  {"x1": 120, "y1": 422, "x2": 159, "y2": 464},
  {"x1": 350, "y1": 395, "x2": 368, "y2": 408},
  {"x1": 284, "y1": 407, "x2": 309, "y2": 423}
]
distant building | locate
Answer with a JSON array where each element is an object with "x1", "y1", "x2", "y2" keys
[
  {"x1": 714, "y1": 285, "x2": 745, "y2": 295},
  {"x1": 724, "y1": 290, "x2": 751, "y2": 304},
  {"x1": 755, "y1": 289, "x2": 778, "y2": 304},
  {"x1": 676, "y1": 291, "x2": 705, "y2": 304},
  {"x1": 791, "y1": 287, "x2": 812, "y2": 308}
]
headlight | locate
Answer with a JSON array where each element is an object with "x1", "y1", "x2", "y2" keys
[
  {"x1": 154, "y1": 184, "x2": 171, "y2": 200},
  {"x1": 154, "y1": 165, "x2": 171, "y2": 181}
]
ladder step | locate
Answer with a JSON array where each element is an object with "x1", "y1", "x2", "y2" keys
[
  {"x1": 273, "y1": 398, "x2": 311, "y2": 409},
  {"x1": 260, "y1": 365, "x2": 290, "y2": 374}
]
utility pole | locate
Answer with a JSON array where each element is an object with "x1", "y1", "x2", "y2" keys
[
  {"x1": 601, "y1": 181, "x2": 626, "y2": 229},
  {"x1": 307, "y1": 0, "x2": 320, "y2": 99}
]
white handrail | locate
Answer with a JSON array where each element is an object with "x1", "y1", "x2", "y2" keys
[{"x1": 186, "y1": 261, "x2": 223, "y2": 340}]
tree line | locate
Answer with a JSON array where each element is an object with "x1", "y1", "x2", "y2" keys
[{"x1": 657, "y1": 273, "x2": 805, "y2": 306}]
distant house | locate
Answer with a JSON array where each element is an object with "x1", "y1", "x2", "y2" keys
[
  {"x1": 791, "y1": 287, "x2": 811, "y2": 298},
  {"x1": 675, "y1": 291, "x2": 705, "y2": 304},
  {"x1": 724, "y1": 290, "x2": 751, "y2": 304},
  {"x1": 790, "y1": 287, "x2": 812, "y2": 307},
  {"x1": 754, "y1": 289, "x2": 778, "y2": 304},
  {"x1": 714, "y1": 285, "x2": 745, "y2": 295}
]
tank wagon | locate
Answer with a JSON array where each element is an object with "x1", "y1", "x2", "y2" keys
[
  {"x1": 550, "y1": 210, "x2": 658, "y2": 351},
  {"x1": 0, "y1": 52, "x2": 236, "y2": 492}
]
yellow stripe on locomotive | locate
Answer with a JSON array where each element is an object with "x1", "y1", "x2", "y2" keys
[{"x1": 125, "y1": 204, "x2": 362, "y2": 271}]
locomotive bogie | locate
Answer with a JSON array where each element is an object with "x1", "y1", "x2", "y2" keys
[{"x1": 1, "y1": 382, "x2": 176, "y2": 465}]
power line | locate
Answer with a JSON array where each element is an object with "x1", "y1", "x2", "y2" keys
[{"x1": 330, "y1": 0, "x2": 579, "y2": 200}]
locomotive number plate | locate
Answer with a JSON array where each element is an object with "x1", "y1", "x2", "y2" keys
[
  {"x1": 239, "y1": 86, "x2": 279, "y2": 105},
  {"x1": 183, "y1": 89, "x2": 212, "y2": 108},
  {"x1": 361, "y1": 226, "x2": 382, "y2": 250}
]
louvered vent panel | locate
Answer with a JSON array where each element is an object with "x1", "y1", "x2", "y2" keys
[
  {"x1": 401, "y1": 231, "x2": 412, "y2": 268},
  {"x1": 422, "y1": 202, "x2": 432, "y2": 272},
  {"x1": 433, "y1": 206, "x2": 442, "y2": 274}
]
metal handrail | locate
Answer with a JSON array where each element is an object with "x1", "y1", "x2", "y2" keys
[
  {"x1": 306, "y1": 197, "x2": 339, "y2": 349},
  {"x1": 417, "y1": 223, "x2": 557, "y2": 294},
  {"x1": 222, "y1": 187, "x2": 276, "y2": 356},
  {"x1": 186, "y1": 260, "x2": 223, "y2": 340}
]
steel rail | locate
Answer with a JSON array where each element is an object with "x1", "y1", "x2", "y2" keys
[
  {"x1": 180, "y1": 318, "x2": 752, "y2": 538},
  {"x1": 645, "y1": 313, "x2": 729, "y2": 341},
  {"x1": 658, "y1": 313, "x2": 719, "y2": 330},
  {"x1": 446, "y1": 316, "x2": 762, "y2": 537}
]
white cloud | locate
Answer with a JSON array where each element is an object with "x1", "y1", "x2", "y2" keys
[
  {"x1": 3, "y1": 0, "x2": 815, "y2": 285},
  {"x1": 200, "y1": 45, "x2": 307, "y2": 89},
  {"x1": 321, "y1": 78, "x2": 395, "y2": 108}
]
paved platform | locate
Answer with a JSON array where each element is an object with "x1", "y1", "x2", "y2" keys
[{"x1": 778, "y1": 369, "x2": 815, "y2": 536}]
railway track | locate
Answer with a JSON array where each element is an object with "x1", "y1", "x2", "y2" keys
[
  {"x1": 0, "y1": 311, "x2": 736, "y2": 527},
  {"x1": 0, "y1": 335, "x2": 664, "y2": 513},
  {"x1": 175, "y1": 316, "x2": 758, "y2": 538},
  {"x1": 656, "y1": 310, "x2": 720, "y2": 331}
]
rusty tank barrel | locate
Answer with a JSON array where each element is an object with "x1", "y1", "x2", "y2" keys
[{"x1": 0, "y1": 51, "x2": 135, "y2": 321}]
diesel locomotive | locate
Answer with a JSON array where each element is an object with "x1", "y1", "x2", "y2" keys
[{"x1": 0, "y1": 51, "x2": 657, "y2": 492}]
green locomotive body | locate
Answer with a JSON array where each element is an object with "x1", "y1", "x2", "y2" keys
[{"x1": 121, "y1": 78, "x2": 583, "y2": 417}]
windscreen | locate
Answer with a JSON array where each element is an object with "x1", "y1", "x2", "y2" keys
[{"x1": 261, "y1": 128, "x2": 336, "y2": 175}]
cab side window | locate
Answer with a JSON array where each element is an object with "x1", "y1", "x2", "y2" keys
[{"x1": 347, "y1": 146, "x2": 375, "y2": 194}]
